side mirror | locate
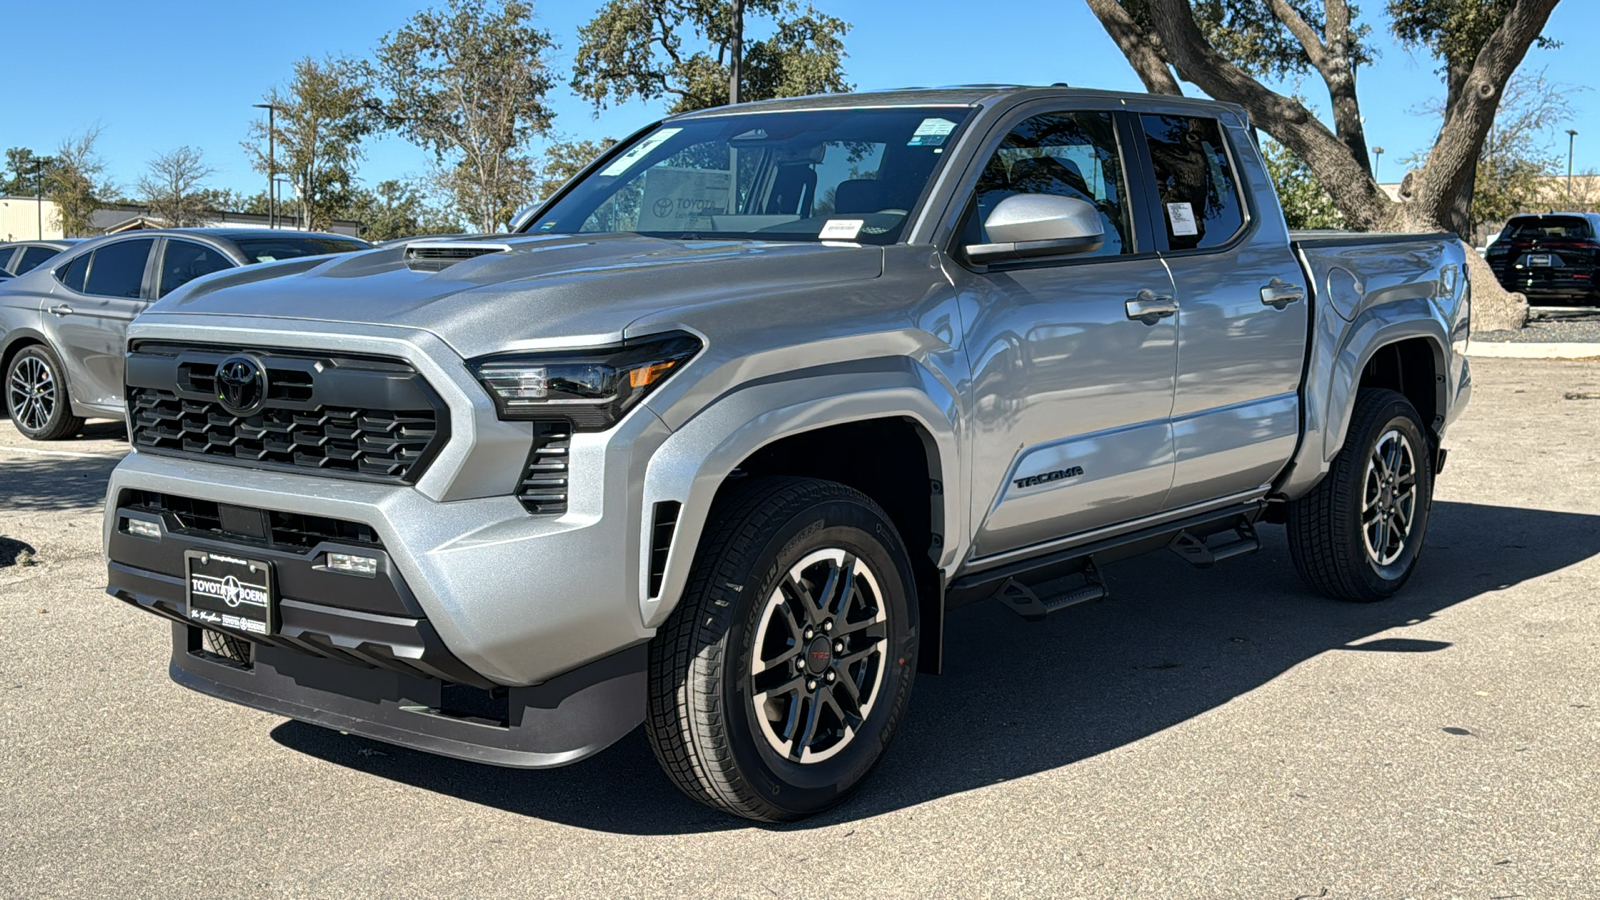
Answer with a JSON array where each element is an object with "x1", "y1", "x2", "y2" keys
[
  {"x1": 507, "y1": 201, "x2": 543, "y2": 233},
  {"x1": 965, "y1": 194, "x2": 1104, "y2": 264}
]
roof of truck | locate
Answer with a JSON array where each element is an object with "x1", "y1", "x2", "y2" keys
[{"x1": 668, "y1": 85, "x2": 1248, "y2": 120}]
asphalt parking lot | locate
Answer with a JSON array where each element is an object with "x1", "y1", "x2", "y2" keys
[{"x1": 2, "y1": 357, "x2": 1598, "y2": 899}]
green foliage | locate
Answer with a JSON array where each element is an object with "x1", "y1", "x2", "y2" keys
[
  {"x1": 137, "y1": 146, "x2": 215, "y2": 228},
  {"x1": 572, "y1": 0, "x2": 851, "y2": 114},
  {"x1": 534, "y1": 138, "x2": 619, "y2": 201},
  {"x1": 2, "y1": 148, "x2": 59, "y2": 196},
  {"x1": 243, "y1": 56, "x2": 377, "y2": 232},
  {"x1": 1117, "y1": 0, "x2": 1373, "y2": 80},
  {"x1": 1260, "y1": 136, "x2": 1346, "y2": 228},
  {"x1": 372, "y1": 0, "x2": 557, "y2": 232},
  {"x1": 44, "y1": 128, "x2": 113, "y2": 237},
  {"x1": 340, "y1": 180, "x2": 462, "y2": 241},
  {"x1": 1389, "y1": 0, "x2": 1558, "y2": 66}
]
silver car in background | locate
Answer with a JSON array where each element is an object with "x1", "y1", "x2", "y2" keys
[
  {"x1": 0, "y1": 239, "x2": 82, "y2": 275},
  {"x1": 0, "y1": 228, "x2": 370, "y2": 439}
]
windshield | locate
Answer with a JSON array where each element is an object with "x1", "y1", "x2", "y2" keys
[
  {"x1": 526, "y1": 107, "x2": 975, "y2": 245},
  {"x1": 233, "y1": 236, "x2": 372, "y2": 263},
  {"x1": 1506, "y1": 216, "x2": 1592, "y2": 241}
]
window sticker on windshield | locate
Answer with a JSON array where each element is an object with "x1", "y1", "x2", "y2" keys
[
  {"x1": 908, "y1": 117, "x2": 957, "y2": 147},
  {"x1": 820, "y1": 219, "x2": 865, "y2": 240},
  {"x1": 1166, "y1": 202, "x2": 1199, "y2": 237},
  {"x1": 599, "y1": 128, "x2": 683, "y2": 177}
]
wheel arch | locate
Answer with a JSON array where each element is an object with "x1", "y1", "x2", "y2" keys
[
  {"x1": 638, "y1": 360, "x2": 962, "y2": 673},
  {"x1": 1275, "y1": 300, "x2": 1453, "y2": 501}
]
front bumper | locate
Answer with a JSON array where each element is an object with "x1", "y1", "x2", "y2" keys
[{"x1": 167, "y1": 622, "x2": 644, "y2": 768}]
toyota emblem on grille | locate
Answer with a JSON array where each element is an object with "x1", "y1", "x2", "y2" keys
[{"x1": 216, "y1": 355, "x2": 268, "y2": 416}]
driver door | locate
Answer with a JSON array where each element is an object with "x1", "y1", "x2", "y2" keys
[{"x1": 951, "y1": 110, "x2": 1179, "y2": 559}]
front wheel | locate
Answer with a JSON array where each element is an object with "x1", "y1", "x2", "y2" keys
[
  {"x1": 646, "y1": 477, "x2": 919, "y2": 822},
  {"x1": 1287, "y1": 388, "x2": 1435, "y2": 602},
  {"x1": 5, "y1": 344, "x2": 84, "y2": 441}
]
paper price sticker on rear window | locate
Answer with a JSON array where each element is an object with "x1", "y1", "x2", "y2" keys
[
  {"x1": 1166, "y1": 202, "x2": 1199, "y2": 237},
  {"x1": 908, "y1": 117, "x2": 957, "y2": 147},
  {"x1": 819, "y1": 219, "x2": 865, "y2": 240},
  {"x1": 600, "y1": 128, "x2": 682, "y2": 177}
]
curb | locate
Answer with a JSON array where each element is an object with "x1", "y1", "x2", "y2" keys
[{"x1": 1467, "y1": 342, "x2": 1600, "y2": 359}]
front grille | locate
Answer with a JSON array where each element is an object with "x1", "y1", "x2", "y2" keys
[
  {"x1": 121, "y1": 489, "x2": 383, "y2": 553},
  {"x1": 126, "y1": 343, "x2": 448, "y2": 484},
  {"x1": 517, "y1": 421, "x2": 572, "y2": 514}
]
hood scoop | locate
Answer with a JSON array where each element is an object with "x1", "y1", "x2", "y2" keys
[{"x1": 404, "y1": 241, "x2": 513, "y2": 272}]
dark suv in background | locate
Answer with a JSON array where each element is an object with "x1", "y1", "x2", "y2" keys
[{"x1": 1486, "y1": 212, "x2": 1600, "y2": 306}]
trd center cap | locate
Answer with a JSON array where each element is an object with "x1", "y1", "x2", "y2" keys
[{"x1": 805, "y1": 636, "x2": 833, "y2": 674}]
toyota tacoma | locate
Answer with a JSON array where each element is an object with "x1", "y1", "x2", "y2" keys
[{"x1": 102, "y1": 86, "x2": 1472, "y2": 821}]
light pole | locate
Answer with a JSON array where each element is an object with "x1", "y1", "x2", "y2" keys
[
  {"x1": 34, "y1": 156, "x2": 43, "y2": 239},
  {"x1": 1566, "y1": 129, "x2": 1578, "y2": 202},
  {"x1": 1372, "y1": 146, "x2": 1385, "y2": 183},
  {"x1": 253, "y1": 103, "x2": 283, "y2": 228}
]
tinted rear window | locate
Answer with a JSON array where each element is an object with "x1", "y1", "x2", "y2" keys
[
  {"x1": 56, "y1": 253, "x2": 90, "y2": 292},
  {"x1": 232, "y1": 237, "x2": 370, "y2": 263},
  {"x1": 1507, "y1": 216, "x2": 1592, "y2": 240},
  {"x1": 17, "y1": 245, "x2": 60, "y2": 273},
  {"x1": 1140, "y1": 114, "x2": 1246, "y2": 251}
]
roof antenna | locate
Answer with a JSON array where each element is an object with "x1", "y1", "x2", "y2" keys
[{"x1": 1052, "y1": 81, "x2": 1070, "y2": 87}]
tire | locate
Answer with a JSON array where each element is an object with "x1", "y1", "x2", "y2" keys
[
  {"x1": 646, "y1": 476, "x2": 919, "y2": 822},
  {"x1": 1287, "y1": 388, "x2": 1435, "y2": 602},
  {"x1": 5, "y1": 344, "x2": 84, "y2": 441}
]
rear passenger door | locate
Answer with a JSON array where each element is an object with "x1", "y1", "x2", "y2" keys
[
  {"x1": 48, "y1": 238, "x2": 157, "y2": 410},
  {"x1": 1132, "y1": 112, "x2": 1309, "y2": 509}
]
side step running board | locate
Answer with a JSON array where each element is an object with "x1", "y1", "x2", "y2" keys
[
  {"x1": 1167, "y1": 519, "x2": 1260, "y2": 568},
  {"x1": 997, "y1": 559, "x2": 1107, "y2": 620}
]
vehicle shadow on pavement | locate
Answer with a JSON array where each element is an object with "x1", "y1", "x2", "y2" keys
[
  {"x1": 269, "y1": 499, "x2": 1600, "y2": 833},
  {"x1": 0, "y1": 454, "x2": 120, "y2": 512}
]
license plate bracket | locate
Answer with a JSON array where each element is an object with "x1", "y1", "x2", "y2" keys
[
  {"x1": 185, "y1": 550, "x2": 276, "y2": 636},
  {"x1": 1528, "y1": 253, "x2": 1552, "y2": 267}
]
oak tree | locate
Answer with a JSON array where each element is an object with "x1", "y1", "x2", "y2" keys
[
  {"x1": 1087, "y1": 0, "x2": 1562, "y2": 331},
  {"x1": 372, "y1": 0, "x2": 557, "y2": 232},
  {"x1": 572, "y1": 0, "x2": 850, "y2": 114},
  {"x1": 244, "y1": 56, "x2": 376, "y2": 232},
  {"x1": 43, "y1": 127, "x2": 113, "y2": 238}
]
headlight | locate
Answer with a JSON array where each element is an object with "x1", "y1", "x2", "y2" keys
[{"x1": 469, "y1": 332, "x2": 702, "y2": 431}]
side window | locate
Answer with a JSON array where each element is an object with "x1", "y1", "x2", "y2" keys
[
  {"x1": 159, "y1": 240, "x2": 232, "y2": 297},
  {"x1": 1140, "y1": 114, "x2": 1245, "y2": 251},
  {"x1": 18, "y1": 246, "x2": 59, "y2": 273},
  {"x1": 83, "y1": 239, "x2": 155, "y2": 299},
  {"x1": 964, "y1": 111, "x2": 1133, "y2": 256},
  {"x1": 56, "y1": 253, "x2": 90, "y2": 292}
]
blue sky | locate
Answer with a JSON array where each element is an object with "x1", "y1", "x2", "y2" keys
[{"x1": 5, "y1": 1, "x2": 1598, "y2": 198}]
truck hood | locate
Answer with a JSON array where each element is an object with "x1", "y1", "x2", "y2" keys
[{"x1": 153, "y1": 233, "x2": 885, "y2": 357}]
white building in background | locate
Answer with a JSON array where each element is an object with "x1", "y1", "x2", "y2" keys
[
  {"x1": 0, "y1": 195, "x2": 360, "y2": 239},
  {"x1": 1, "y1": 196, "x2": 64, "y2": 240}
]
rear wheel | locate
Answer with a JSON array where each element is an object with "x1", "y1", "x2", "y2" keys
[
  {"x1": 646, "y1": 476, "x2": 918, "y2": 821},
  {"x1": 1287, "y1": 388, "x2": 1435, "y2": 602},
  {"x1": 5, "y1": 344, "x2": 83, "y2": 441}
]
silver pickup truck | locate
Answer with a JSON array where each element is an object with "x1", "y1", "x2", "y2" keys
[{"x1": 101, "y1": 86, "x2": 1471, "y2": 822}]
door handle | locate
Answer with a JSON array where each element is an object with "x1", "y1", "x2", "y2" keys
[
  {"x1": 49, "y1": 304, "x2": 73, "y2": 317},
  {"x1": 1125, "y1": 290, "x2": 1178, "y2": 324},
  {"x1": 1260, "y1": 278, "x2": 1305, "y2": 309}
]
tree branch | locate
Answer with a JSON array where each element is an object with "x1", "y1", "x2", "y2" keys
[
  {"x1": 1266, "y1": 0, "x2": 1369, "y2": 173},
  {"x1": 1143, "y1": 0, "x2": 1390, "y2": 228},
  {"x1": 1411, "y1": 0, "x2": 1560, "y2": 219},
  {"x1": 1084, "y1": 0, "x2": 1181, "y2": 95}
]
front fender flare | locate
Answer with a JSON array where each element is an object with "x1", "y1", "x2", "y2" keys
[{"x1": 637, "y1": 362, "x2": 962, "y2": 629}]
